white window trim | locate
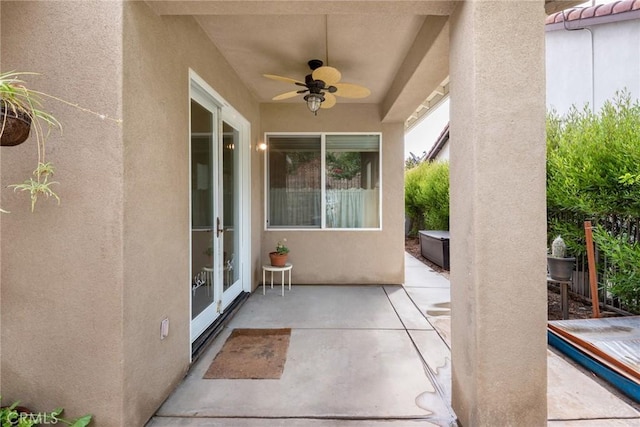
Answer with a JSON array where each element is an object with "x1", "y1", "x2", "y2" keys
[{"x1": 264, "y1": 132, "x2": 383, "y2": 232}]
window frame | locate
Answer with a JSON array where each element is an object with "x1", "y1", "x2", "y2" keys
[{"x1": 264, "y1": 132, "x2": 383, "y2": 231}]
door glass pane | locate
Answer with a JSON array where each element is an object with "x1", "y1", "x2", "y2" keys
[
  {"x1": 191, "y1": 99, "x2": 215, "y2": 319},
  {"x1": 222, "y1": 122, "x2": 239, "y2": 291},
  {"x1": 267, "y1": 136, "x2": 322, "y2": 227}
]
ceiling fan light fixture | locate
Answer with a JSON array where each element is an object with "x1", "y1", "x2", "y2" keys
[
  {"x1": 304, "y1": 93, "x2": 324, "y2": 115},
  {"x1": 265, "y1": 54, "x2": 370, "y2": 114}
]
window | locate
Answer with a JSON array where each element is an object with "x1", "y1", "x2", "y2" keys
[{"x1": 266, "y1": 133, "x2": 381, "y2": 229}]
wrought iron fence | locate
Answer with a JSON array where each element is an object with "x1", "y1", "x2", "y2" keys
[{"x1": 550, "y1": 213, "x2": 639, "y2": 315}]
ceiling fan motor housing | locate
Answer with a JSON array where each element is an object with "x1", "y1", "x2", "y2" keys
[
  {"x1": 305, "y1": 73, "x2": 336, "y2": 95},
  {"x1": 308, "y1": 59, "x2": 324, "y2": 70}
]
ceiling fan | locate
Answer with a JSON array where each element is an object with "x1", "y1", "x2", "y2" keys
[{"x1": 264, "y1": 59, "x2": 371, "y2": 115}]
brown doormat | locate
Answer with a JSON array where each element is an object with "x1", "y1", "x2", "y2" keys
[{"x1": 203, "y1": 328, "x2": 291, "y2": 379}]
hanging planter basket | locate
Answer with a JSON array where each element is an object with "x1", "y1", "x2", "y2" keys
[{"x1": 0, "y1": 106, "x2": 32, "y2": 146}]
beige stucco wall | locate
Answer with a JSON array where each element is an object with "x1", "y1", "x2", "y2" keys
[
  {"x1": 122, "y1": 2, "x2": 261, "y2": 425},
  {"x1": 260, "y1": 104, "x2": 405, "y2": 284},
  {"x1": 1, "y1": 1, "x2": 263, "y2": 425},
  {"x1": 450, "y1": 1, "x2": 548, "y2": 425},
  {"x1": 0, "y1": 1, "x2": 124, "y2": 424}
]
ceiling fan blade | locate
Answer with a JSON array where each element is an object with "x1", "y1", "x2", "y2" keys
[
  {"x1": 273, "y1": 91, "x2": 302, "y2": 101},
  {"x1": 333, "y1": 83, "x2": 371, "y2": 99},
  {"x1": 320, "y1": 92, "x2": 337, "y2": 109},
  {"x1": 312, "y1": 66, "x2": 341, "y2": 86},
  {"x1": 263, "y1": 74, "x2": 304, "y2": 85}
]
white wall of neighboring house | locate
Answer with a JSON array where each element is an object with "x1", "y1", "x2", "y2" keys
[
  {"x1": 404, "y1": 97, "x2": 449, "y2": 161},
  {"x1": 435, "y1": 138, "x2": 450, "y2": 161},
  {"x1": 546, "y1": 13, "x2": 640, "y2": 115}
]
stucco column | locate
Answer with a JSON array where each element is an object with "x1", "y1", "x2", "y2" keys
[{"x1": 449, "y1": 1, "x2": 547, "y2": 425}]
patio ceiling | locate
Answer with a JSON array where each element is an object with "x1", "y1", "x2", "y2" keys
[
  {"x1": 193, "y1": 13, "x2": 427, "y2": 106},
  {"x1": 145, "y1": 1, "x2": 451, "y2": 122},
  {"x1": 145, "y1": 0, "x2": 584, "y2": 122}
]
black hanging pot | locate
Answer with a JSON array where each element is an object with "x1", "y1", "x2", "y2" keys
[{"x1": 0, "y1": 105, "x2": 32, "y2": 146}]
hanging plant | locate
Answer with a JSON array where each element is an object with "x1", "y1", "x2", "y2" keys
[{"x1": 0, "y1": 71, "x2": 121, "y2": 212}]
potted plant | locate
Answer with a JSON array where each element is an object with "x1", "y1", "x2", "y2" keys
[
  {"x1": 269, "y1": 239, "x2": 289, "y2": 267},
  {"x1": 547, "y1": 235, "x2": 576, "y2": 281},
  {"x1": 0, "y1": 71, "x2": 120, "y2": 212}
]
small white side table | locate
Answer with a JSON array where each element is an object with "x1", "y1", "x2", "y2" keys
[{"x1": 262, "y1": 263, "x2": 292, "y2": 297}]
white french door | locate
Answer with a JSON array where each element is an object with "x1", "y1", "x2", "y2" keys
[{"x1": 190, "y1": 74, "x2": 248, "y2": 343}]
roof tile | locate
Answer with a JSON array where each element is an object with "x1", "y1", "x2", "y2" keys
[
  {"x1": 581, "y1": 6, "x2": 597, "y2": 18},
  {"x1": 595, "y1": 2, "x2": 616, "y2": 16},
  {"x1": 568, "y1": 8, "x2": 582, "y2": 20},
  {"x1": 548, "y1": 0, "x2": 639, "y2": 25},
  {"x1": 613, "y1": 0, "x2": 634, "y2": 13}
]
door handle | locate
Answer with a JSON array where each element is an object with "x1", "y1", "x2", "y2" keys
[{"x1": 216, "y1": 217, "x2": 224, "y2": 238}]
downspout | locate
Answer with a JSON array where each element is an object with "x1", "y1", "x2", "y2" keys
[{"x1": 562, "y1": 9, "x2": 595, "y2": 108}]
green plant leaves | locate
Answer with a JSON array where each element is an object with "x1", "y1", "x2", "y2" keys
[
  {"x1": 548, "y1": 90, "x2": 640, "y2": 311},
  {"x1": 592, "y1": 226, "x2": 640, "y2": 312},
  {"x1": 8, "y1": 162, "x2": 60, "y2": 212},
  {"x1": 405, "y1": 160, "x2": 449, "y2": 232},
  {"x1": 68, "y1": 415, "x2": 92, "y2": 427},
  {"x1": 0, "y1": 399, "x2": 91, "y2": 427},
  {"x1": 547, "y1": 90, "x2": 640, "y2": 218}
]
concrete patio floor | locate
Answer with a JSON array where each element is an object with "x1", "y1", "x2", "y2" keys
[{"x1": 147, "y1": 253, "x2": 640, "y2": 426}]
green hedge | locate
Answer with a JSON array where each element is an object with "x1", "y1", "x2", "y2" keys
[
  {"x1": 547, "y1": 91, "x2": 640, "y2": 219},
  {"x1": 547, "y1": 90, "x2": 640, "y2": 312},
  {"x1": 405, "y1": 160, "x2": 449, "y2": 233}
]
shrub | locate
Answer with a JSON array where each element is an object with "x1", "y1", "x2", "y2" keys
[
  {"x1": 405, "y1": 160, "x2": 449, "y2": 233},
  {"x1": 592, "y1": 226, "x2": 640, "y2": 313},
  {"x1": 547, "y1": 91, "x2": 640, "y2": 219},
  {"x1": 547, "y1": 90, "x2": 640, "y2": 311}
]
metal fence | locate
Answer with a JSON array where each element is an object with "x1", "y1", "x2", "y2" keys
[{"x1": 552, "y1": 213, "x2": 639, "y2": 315}]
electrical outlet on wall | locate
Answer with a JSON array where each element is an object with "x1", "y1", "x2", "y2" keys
[{"x1": 161, "y1": 317, "x2": 169, "y2": 340}]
